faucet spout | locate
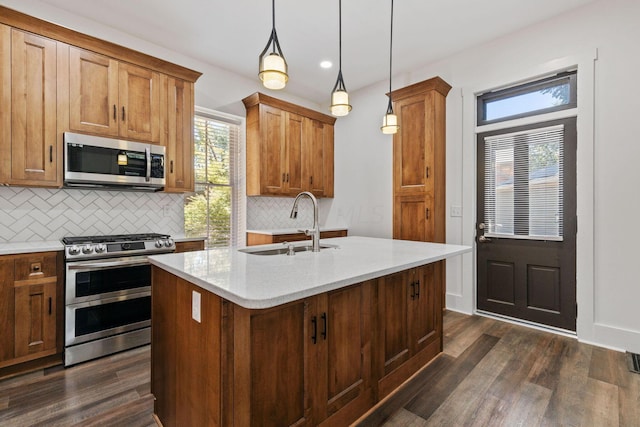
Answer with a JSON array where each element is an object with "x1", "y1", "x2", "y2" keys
[{"x1": 290, "y1": 191, "x2": 320, "y2": 252}]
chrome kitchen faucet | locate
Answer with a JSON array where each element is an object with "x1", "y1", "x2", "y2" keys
[{"x1": 289, "y1": 191, "x2": 320, "y2": 252}]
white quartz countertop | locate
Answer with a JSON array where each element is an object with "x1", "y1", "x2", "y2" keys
[
  {"x1": 148, "y1": 236, "x2": 471, "y2": 309},
  {"x1": 0, "y1": 241, "x2": 64, "y2": 255},
  {"x1": 246, "y1": 226, "x2": 347, "y2": 235}
]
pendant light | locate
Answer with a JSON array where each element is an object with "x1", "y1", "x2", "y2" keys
[
  {"x1": 259, "y1": 0, "x2": 288, "y2": 90},
  {"x1": 381, "y1": 0, "x2": 399, "y2": 134},
  {"x1": 330, "y1": 0, "x2": 351, "y2": 116}
]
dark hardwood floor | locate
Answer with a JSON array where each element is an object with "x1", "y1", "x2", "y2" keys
[{"x1": 1, "y1": 312, "x2": 638, "y2": 426}]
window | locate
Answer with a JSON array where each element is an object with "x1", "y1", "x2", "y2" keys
[
  {"x1": 483, "y1": 124, "x2": 565, "y2": 241},
  {"x1": 477, "y1": 71, "x2": 576, "y2": 125},
  {"x1": 184, "y1": 110, "x2": 244, "y2": 248}
]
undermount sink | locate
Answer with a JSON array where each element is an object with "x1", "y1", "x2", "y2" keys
[{"x1": 239, "y1": 243, "x2": 339, "y2": 256}]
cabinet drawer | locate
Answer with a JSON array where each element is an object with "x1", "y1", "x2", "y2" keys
[{"x1": 14, "y1": 253, "x2": 57, "y2": 281}]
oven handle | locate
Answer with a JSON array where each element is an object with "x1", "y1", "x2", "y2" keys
[
  {"x1": 67, "y1": 290, "x2": 151, "y2": 310},
  {"x1": 67, "y1": 258, "x2": 149, "y2": 271}
]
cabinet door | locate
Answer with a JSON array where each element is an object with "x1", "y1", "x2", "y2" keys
[
  {"x1": 10, "y1": 29, "x2": 59, "y2": 185},
  {"x1": 260, "y1": 105, "x2": 286, "y2": 195},
  {"x1": 393, "y1": 92, "x2": 435, "y2": 195},
  {"x1": 307, "y1": 120, "x2": 334, "y2": 198},
  {"x1": 164, "y1": 77, "x2": 194, "y2": 192},
  {"x1": 313, "y1": 283, "x2": 373, "y2": 425},
  {"x1": 0, "y1": 25, "x2": 9, "y2": 184},
  {"x1": 378, "y1": 271, "x2": 411, "y2": 376},
  {"x1": 0, "y1": 258, "x2": 14, "y2": 363},
  {"x1": 409, "y1": 265, "x2": 438, "y2": 354},
  {"x1": 285, "y1": 112, "x2": 304, "y2": 195},
  {"x1": 14, "y1": 280, "x2": 57, "y2": 359},
  {"x1": 119, "y1": 63, "x2": 160, "y2": 142},
  {"x1": 69, "y1": 47, "x2": 119, "y2": 136},
  {"x1": 393, "y1": 194, "x2": 434, "y2": 241},
  {"x1": 246, "y1": 301, "x2": 312, "y2": 426}
]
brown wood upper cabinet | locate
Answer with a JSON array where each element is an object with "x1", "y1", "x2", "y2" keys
[
  {"x1": 0, "y1": 26, "x2": 61, "y2": 187},
  {"x1": 161, "y1": 76, "x2": 195, "y2": 192},
  {"x1": 68, "y1": 47, "x2": 161, "y2": 143},
  {"x1": 243, "y1": 92, "x2": 336, "y2": 198},
  {"x1": 0, "y1": 6, "x2": 201, "y2": 190}
]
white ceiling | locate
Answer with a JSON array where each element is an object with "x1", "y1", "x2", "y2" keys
[{"x1": 38, "y1": 0, "x2": 597, "y2": 103}]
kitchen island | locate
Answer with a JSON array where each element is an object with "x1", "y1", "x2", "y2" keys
[{"x1": 149, "y1": 236, "x2": 470, "y2": 426}]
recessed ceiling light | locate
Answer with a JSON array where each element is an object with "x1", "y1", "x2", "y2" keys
[{"x1": 320, "y1": 60, "x2": 333, "y2": 69}]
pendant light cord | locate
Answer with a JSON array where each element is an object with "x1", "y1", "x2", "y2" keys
[
  {"x1": 271, "y1": 0, "x2": 276, "y2": 53},
  {"x1": 339, "y1": 0, "x2": 342, "y2": 71},
  {"x1": 386, "y1": 0, "x2": 395, "y2": 114}
]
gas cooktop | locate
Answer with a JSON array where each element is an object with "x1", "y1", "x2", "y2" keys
[{"x1": 62, "y1": 233, "x2": 171, "y2": 245}]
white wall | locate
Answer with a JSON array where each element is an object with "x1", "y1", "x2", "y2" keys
[{"x1": 335, "y1": 0, "x2": 640, "y2": 352}]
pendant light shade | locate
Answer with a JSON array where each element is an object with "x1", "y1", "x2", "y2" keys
[
  {"x1": 259, "y1": 0, "x2": 288, "y2": 90},
  {"x1": 330, "y1": 0, "x2": 351, "y2": 116},
  {"x1": 381, "y1": 0, "x2": 399, "y2": 134}
]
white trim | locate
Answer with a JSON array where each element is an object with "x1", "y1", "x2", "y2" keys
[{"x1": 451, "y1": 49, "x2": 597, "y2": 345}]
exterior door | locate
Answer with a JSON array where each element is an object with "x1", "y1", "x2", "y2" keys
[{"x1": 477, "y1": 118, "x2": 577, "y2": 331}]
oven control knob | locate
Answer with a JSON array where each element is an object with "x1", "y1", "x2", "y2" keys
[
  {"x1": 68, "y1": 245, "x2": 81, "y2": 255},
  {"x1": 95, "y1": 243, "x2": 106, "y2": 253},
  {"x1": 82, "y1": 244, "x2": 94, "y2": 254},
  {"x1": 155, "y1": 239, "x2": 164, "y2": 248},
  {"x1": 164, "y1": 238, "x2": 174, "y2": 248}
]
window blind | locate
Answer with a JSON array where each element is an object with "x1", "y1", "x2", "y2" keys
[
  {"x1": 484, "y1": 124, "x2": 564, "y2": 241},
  {"x1": 185, "y1": 111, "x2": 244, "y2": 248}
]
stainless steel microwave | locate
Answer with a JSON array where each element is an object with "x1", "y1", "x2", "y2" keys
[{"x1": 63, "y1": 132, "x2": 165, "y2": 191}]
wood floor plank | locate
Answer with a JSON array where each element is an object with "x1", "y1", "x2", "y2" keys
[
  {"x1": 383, "y1": 408, "x2": 429, "y2": 427},
  {"x1": 496, "y1": 382, "x2": 552, "y2": 426},
  {"x1": 527, "y1": 334, "x2": 568, "y2": 390},
  {"x1": 442, "y1": 314, "x2": 495, "y2": 358},
  {"x1": 580, "y1": 377, "x2": 619, "y2": 427},
  {"x1": 405, "y1": 334, "x2": 500, "y2": 420}
]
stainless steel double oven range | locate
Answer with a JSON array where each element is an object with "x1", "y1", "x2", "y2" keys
[{"x1": 62, "y1": 233, "x2": 175, "y2": 366}]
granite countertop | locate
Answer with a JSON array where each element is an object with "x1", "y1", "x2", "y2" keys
[
  {"x1": 246, "y1": 226, "x2": 348, "y2": 236},
  {"x1": 148, "y1": 236, "x2": 471, "y2": 309},
  {"x1": 0, "y1": 241, "x2": 64, "y2": 255}
]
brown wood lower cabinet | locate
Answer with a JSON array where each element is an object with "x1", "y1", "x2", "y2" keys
[
  {"x1": 0, "y1": 251, "x2": 63, "y2": 378},
  {"x1": 174, "y1": 239, "x2": 205, "y2": 253},
  {"x1": 151, "y1": 261, "x2": 443, "y2": 426},
  {"x1": 246, "y1": 229, "x2": 347, "y2": 246}
]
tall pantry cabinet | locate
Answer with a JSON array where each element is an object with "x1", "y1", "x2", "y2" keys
[{"x1": 391, "y1": 77, "x2": 452, "y2": 308}]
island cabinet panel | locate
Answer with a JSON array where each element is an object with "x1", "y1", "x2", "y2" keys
[
  {"x1": 375, "y1": 263, "x2": 443, "y2": 399},
  {"x1": 151, "y1": 267, "x2": 223, "y2": 427},
  {"x1": 313, "y1": 282, "x2": 374, "y2": 426},
  {"x1": 232, "y1": 301, "x2": 311, "y2": 427},
  {"x1": 0, "y1": 259, "x2": 15, "y2": 364}
]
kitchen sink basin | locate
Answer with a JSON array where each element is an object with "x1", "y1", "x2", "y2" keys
[{"x1": 239, "y1": 243, "x2": 339, "y2": 256}]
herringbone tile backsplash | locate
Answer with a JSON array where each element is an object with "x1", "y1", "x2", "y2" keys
[
  {"x1": 247, "y1": 196, "x2": 329, "y2": 230},
  {"x1": 0, "y1": 187, "x2": 184, "y2": 242}
]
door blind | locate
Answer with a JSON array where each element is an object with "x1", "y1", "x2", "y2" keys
[{"x1": 484, "y1": 124, "x2": 564, "y2": 241}]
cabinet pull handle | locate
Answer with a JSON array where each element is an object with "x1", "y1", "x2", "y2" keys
[
  {"x1": 170, "y1": 160, "x2": 174, "y2": 174},
  {"x1": 410, "y1": 282, "x2": 416, "y2": 300},
  {"x1": 122, "y1": 106, "x2": 126, "y2": 121},
  {"x1": 282, "y1": 173, "x2": 286, "y2": 183},
  {"x1": 426, "y1": 208, "x2": 430, "y2": 220},
  {"x1": 113, "y1": 104, "x2": 117, "y2": 120},
  {"x1": 426, "y1": 166, "x2": 430, "y2": 179},
  {"x1": 311, "y1": 316, "x2": 317, "y2": 344},
  {"x1": 49, "y1": 145, "x2": 53, "y2": 163},
  {"x1": 48, "y1": 297, "x2": 52, "y2": 315},
  {"x1": 415, "y1": 280, "x2": 420, "y2": 298},
  {"x1": 321, "y1": 312, "x2": 327, "y2": 340},
  {"x1": 310, "y1": 176, "x2": 313, "y2": 185},
  {"x1": 286, "y1": 173, "x2": 290, "y2": 183}
]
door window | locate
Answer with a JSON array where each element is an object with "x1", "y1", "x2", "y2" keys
[{"x1": 483, "y1": 124, "x2": 564, "y2": 241}]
